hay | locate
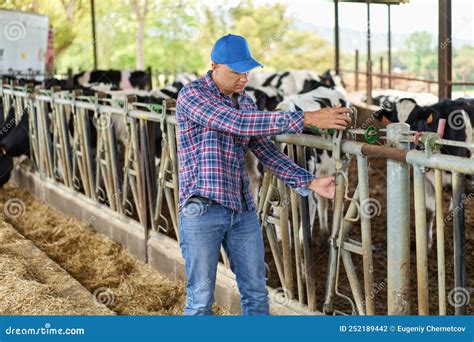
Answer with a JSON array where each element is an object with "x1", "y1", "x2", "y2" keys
[
  {"x1": 0, "y1": 184, "x2": 229, "y2": 315},
  {"x1": 0, "y1": 221, "x2": 111, "y2": 315}
]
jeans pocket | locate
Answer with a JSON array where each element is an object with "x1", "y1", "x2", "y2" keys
[{"x1": 181, "y1": 197, "x2": 211, "y2": 218}]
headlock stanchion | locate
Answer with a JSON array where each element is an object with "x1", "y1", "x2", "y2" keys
[{"x1": 1, "y1": 83, "x2": 473, "y2": 316}]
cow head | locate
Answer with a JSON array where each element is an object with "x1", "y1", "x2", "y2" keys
[
  {"x1": 319, "y1": 70, "x2": 336, "y2": 88},
  {"x1": 374, "y1": 98, "x2": 421, "y2": 126}
]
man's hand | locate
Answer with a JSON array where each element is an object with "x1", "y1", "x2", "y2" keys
[
  {"x1": 303, "y1": 106, "x2": 352, "y2": 130},
  {"x1": 308, "y1": 176, "x2": 336, "y2": 200}
]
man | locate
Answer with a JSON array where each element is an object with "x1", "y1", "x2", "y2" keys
[{"x1": 176, "y1": 34, "x2": 351, "y2": 315}]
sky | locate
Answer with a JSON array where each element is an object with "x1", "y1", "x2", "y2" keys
[{"x1": 217, "y1": 0, "x2": 474, "y2": 44}]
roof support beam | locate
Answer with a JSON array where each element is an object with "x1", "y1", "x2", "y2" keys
[
  {"x1": 366, "y1": 1, "x2": 373, "y2": 104},
  {"x1": 334, "y1": 0, "x2": 340, "y2": 74},
  {"x1": 438, "y1": 0, "x2": 452, "y2": 99}
]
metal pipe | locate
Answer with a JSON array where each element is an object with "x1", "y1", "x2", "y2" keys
[
  {"x1": 366, "y1": 1, "x2": 372, "y2": 105},
  {"x1": 413, "y1": 165, "x2": 429, "y2": 315},
  {"x1": 357, "y1": 156, "x2": 375, "y2": 315},
  {"x1": 452, "y1": 172, "x2": 466, "y2": 315},
  {"x1": 287, "y1": 145, "x2": 305, "y2": 303},
  {"x1": 386, "y1": 123, "x2": 411, "y2": 315},
  {"x1": 338, "y1": 187, "x2": 366, "y2": 315},
  {"x1": 355, "y1": 50, "x2": 359, "y2": 91},
  {"x1": 296, "y1": 145, "x2": 317, "y2": 311},
  {"x1": 435, "y1": 169, "x2": 446, "y2": 315},
  {"x1": 387, "y1": 4, "x2": 392, "y2": 89},
  {"x1": 379, "y1": 57, "x2": 384, "y2": 88},
  {"x1": 438, "y1": 0, "x2": 452, "y2": 99},
  {"x1": 323, "y1": 157, "x2": 345, "y2": 314},
  {"x1": 91, "y1": 0, "x2": 98, "y2": 69},
  {"x1": 277, "y1": 178, "x2": 294, "y2": 298}
]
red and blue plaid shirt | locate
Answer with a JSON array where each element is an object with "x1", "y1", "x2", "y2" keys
[{"x1": 176, "y1": 70, "x2": 315, "y2": 212}]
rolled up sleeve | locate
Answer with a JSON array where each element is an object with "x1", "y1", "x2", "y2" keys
[{"x1": 248, "y1": 136, "x2": 315, "y2": 196}]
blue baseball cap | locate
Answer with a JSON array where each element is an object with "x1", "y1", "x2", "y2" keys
[{"x1": 211, "y1": 34, "x2": 263, "y2": 73}]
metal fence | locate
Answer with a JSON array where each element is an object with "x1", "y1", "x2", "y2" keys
[{"x1": 1, "y1": 84, "x2": 473, "y2": 315}]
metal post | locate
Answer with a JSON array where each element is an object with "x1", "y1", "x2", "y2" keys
[
  {"x1": 452, "y1": 172, "x2": 466, "y2": 315},
  {"x1": 296, "y1": 145, "x2": 317, "y2": 311},
  {"x1": 379, "y1": 57, "x2": 384, "y2": 88},
  {"x1": 413, "y1": 165, "x2": 429, "y2": 315},
  {"x1": 366, "y1": 1, "x2": 373, "y2": 104},
  {"x1": 277, "y1": 178, "x2": 294, "y2": 298},
  {"x1": 355, "y1": 50, "x2": 359, "y2": 91},
  {"x1": 357, "y1": 156, "x2": 375, "y2": 315},
  {"x1": 435, "y1": 169, "x2": 446, "y2": 315},
  {"x1": 387, "y1": 4, "x2": 392, "y2": 89},
  {"x1": 91, "y1": 0, "x2": 98, "y2": 70},
  {"x1": 386, "y1": 123, "x2": 411, "y2": 315},
  {"x1": 334, "y1": 0, "x2": 340, "y2": 74},
  {"x1": 438, "y1": 0, "x2": 452, "y2": 99}
]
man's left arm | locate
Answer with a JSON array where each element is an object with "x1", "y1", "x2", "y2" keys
[{"x1": 248, "y1": 136, "x2": 315, "y2": 196}]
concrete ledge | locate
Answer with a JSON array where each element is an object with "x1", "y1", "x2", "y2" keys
[{"x1": 12, "y1": 165, "x2": 321, "y2": 316}]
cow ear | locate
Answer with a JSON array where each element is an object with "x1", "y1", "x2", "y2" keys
[{"x1": 426, "y1": 113, "x2": 433, "y2": 124}]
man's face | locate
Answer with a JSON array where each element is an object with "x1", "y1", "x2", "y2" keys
[{"x1": 212, "y1": 63, "x2": 249, "y2": 95}]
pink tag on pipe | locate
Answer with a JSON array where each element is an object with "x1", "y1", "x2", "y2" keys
[{"x1": 437, "y1": 119, "x2": 446, "y2": 138}]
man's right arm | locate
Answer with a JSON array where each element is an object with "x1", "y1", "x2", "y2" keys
[
  {"x1": 177, "y1": 86, "x2": 305, "y2": 137},
  {"x1": 177, "y1": 86, "x2": 353, "y2": 136}
]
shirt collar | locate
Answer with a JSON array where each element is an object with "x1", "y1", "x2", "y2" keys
[{"x1": 205, "y1": 70, "x2": 221, "y2": 96}]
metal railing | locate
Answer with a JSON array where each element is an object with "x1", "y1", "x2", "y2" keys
[
  {"x1": 1, "y1": 84, "x2": 473, "y2": 315},
  {"x1": 344, "y1": 50, "x2": 474, "y2": 97}
]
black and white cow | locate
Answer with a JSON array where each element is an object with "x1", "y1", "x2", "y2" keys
[
  {"x1": 375, "y1": 97, "x2": 474, "y2": 248},
  {"x1": 244, "y1": 86, "x2": 283, "y2": 111},
  {"x1": 0, "y1": 105, "x2": 29, "y2": 186},
  {"x1": 247, "y1": 86, "x2": 348, "y2": 243},
  {"x1": 370, "y1": 89, "x2": 438, "y2": 124},
  {"x1": 247, "y1": 69, "x2": 346, "y2": 98},
  {"x1": 74, "y1": 70, "x2": 152, "y2": 91}
]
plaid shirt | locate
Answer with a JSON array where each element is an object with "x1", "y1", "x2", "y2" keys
[{"x1": 176, "y1": 70, "x2": 315, "y2": 212}]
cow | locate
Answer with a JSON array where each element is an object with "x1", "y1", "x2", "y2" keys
[
  {"x1": 375, "y1": 97, "x2": 474, "y2": 249},
  {"x1": 74, "y1": 70, "x2": 152, "y2": 91},
  {"x1": 369, "y1": 89, "x2": 438, "y2": 124},
  {"x1": 247, "y1": 86, "x2": 347, "y2": 245},
  {"x1": 0, "y1": 105, "x2": 29, "y2": 187},
  {"x1": 246, "y1": 69, "x2": 346, "y2": 98},
  {"x1": 244, "y1": 86, "x2": 283, "y2": 111}
]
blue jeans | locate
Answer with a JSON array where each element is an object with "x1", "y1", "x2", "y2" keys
[{"x1": 178, "y1": 196, "x2": 269, "y2": 315}]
